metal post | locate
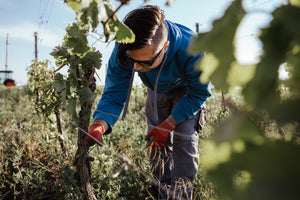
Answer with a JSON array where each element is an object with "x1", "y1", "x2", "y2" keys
[
  {"x1": 34, "y1": 32, "x2": 38, "y2": 60},
  {"x1": 196, "y1": 23, "x2": 199, "y2": 34},
  {"x1": 5, "y1": 33, "x2": 9, "y2": 79},
  {"x1": 5, "y1": 33, "x2": 9, "y2": 71}
]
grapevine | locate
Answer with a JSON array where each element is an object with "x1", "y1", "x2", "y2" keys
[
  {"x1": 50, "y1": 0, "x2": 136, "y2": 198},
  {"x1": 27, "y1": 60, "x2": 66, "y2": 154}
]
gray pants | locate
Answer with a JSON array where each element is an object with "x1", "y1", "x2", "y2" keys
[{"x1": 146, "y1": 87, "x2": 200, "y2": 200}]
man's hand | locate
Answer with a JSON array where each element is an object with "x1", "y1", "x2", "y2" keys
[
  {"x1": 73, "y1": 123, "x2": 105, "y2": 166},
  {"x1": 87, "y1": 123, "x2": 105, "y2": 146},
  {"x1": 145, "y1": 120, "x2": 175, "y2": 149}
]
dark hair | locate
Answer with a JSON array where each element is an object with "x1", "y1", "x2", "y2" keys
[{"x1": 116, "y1": 5, "x2": 165, "y2": 65}]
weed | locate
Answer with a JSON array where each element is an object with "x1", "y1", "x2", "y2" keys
[{"x1": 0, "y1": 85, "x2": 238, "y2": 199}]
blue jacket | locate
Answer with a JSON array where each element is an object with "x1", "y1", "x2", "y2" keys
[{"x1": 93, "y1": 20, "x2": 211, "y2": 134}]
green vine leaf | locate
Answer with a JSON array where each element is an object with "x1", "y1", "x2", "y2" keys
[
  {"x1": 81, "y1": 51, "x2": 102, "y2": 70},
  {"x1": 79, "y1": 0, "x2": 99, "y2": 31},
  {"x1": 115, "y1": 21, "x2": 135, "y2": 44},
  {"x1": 227, "y1": 62, "x2": 256, "y2": 90},
  {"x1": 63, "y1": 23, "x2": 90, "y2": 54},
  {"x1": 267, "y1": 99, "x2": 300, "y2": 125},
  {"x1": 79, "y1": 86, "x2": 96, "y2": 105},
  {"x1": 205, "y1": 137, "x2": 300, "y2": 200},
  {"x1": 197, "y1": 53, "x2": 219, "y2": 84},
  {"x1": 66, "y1": 97, "x2": 78, "y2": 121},
  {"x1": 53, "y1": 73, "x2": 66, "y2": 93},
  {"x1": 105, "y1": 4, "x2": 135, "y2": 44},
  {"x1": 64, "y1": 0, "x2": 81, "y2": 12},
  {"x1": 67, "y1": 65, "x2": 80, "y2": 87},
  {"x1": 51, "y1": 46, "x2": 69, "y2": 59},
  {"x1": 53, "y1": 73, "x2": 70, "y2": 104},
  {"x1": 289, "y1": 0, "x2": 300, "y2": 7},
  {"x1": 189, "y1": 0, "x2": 246, "y2": 90},
  {"x1": 104, "y1": 3, "x2": 114, "y2": 18},
  {"x1": 243, "y1": 5, "x2": 300, "y2": 108}
]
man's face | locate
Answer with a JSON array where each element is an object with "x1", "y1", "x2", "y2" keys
[{"x1": 127, "y1": 41, "x2": 169, "y2": 73}]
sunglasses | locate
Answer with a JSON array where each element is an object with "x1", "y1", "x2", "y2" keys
[{"x1": 128, "y1": 45, "x2": 165, "y2": 67}]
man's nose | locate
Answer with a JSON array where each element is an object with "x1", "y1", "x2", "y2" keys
[{"x1": 134, "y1": 63, "x2": 143, "y2": 71}]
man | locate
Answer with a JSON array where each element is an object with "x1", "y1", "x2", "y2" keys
[{"x1": 88, "y1": 5, "x2": 211, "y2": 200}]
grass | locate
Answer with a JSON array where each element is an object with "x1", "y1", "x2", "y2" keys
[{"x1": 0, "y1": 85, "x2": 243, "y2": 199}]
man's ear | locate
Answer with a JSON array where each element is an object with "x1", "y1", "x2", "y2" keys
[{"x1": 164, "y1": 41, "x2": 170, "y2": 52}]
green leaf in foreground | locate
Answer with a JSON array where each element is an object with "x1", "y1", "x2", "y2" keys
[
  {"x1": 267, "y1": 98, "x2": 300, "y2": 125},
  {"x1": 202, "y1": 113, "x2": 300, "y2": 200},
  {"x1": 189, "y1": 0, "x2": 246, "y2": 90},
  {"x1": 227, "y1": 62, "x2": 256, "y2": 90},
  {"x1": 243, "y1": 5, "x2": 300, "y2": 108},
  {"x1": 204, "y1": 138, "x2": 300, "y2": 200},
  {"x1": 289, "y1": 0, "x2": 300, "y2": 7}
]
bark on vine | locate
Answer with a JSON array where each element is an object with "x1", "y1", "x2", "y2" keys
[
  {"x1": 76, "y1": 68, "x2": 97, "y2": 200},
  {"x1": 54, "y1": 107, "x2": 67, "y2": 155}
]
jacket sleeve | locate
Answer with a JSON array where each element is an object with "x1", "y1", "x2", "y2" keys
[
  {"x1": 93, "y1": 46, "x2": 132, "y2": 134},
  {"x1": 171, "y1": 53, "x2": 211, "y2": 123}
]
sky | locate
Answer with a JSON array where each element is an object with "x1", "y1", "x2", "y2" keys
[{"x1": 0, "y1": 0, "x2": 286, "y2": 86}]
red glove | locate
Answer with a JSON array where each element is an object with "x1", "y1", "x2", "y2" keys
[
  {"x1": 145, "y1": 120, "x2": 175, "y2": 149},
  {"x1": 73, "y1": 123, "x2": 105, "y2": 166},
  {"x1": 87, "y1": 123, "x2": 105, "y2": 145}
]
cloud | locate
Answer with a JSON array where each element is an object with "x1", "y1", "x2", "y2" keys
[{"x1": 0, "y1": 22, "x2": 64, "y2": 48}]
